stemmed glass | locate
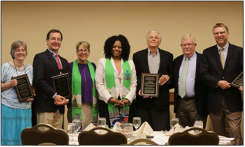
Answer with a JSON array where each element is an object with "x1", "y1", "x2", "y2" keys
[
  {"x1": 132, "y1": 117, "x2": 141, "y2": 130},
  {"x1": 170, "y1": 118, "x2": 179, "y2": 129}
]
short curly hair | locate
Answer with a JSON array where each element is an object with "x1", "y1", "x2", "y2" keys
[{"x1": 104, "y1": 34, "x2": 131, "y2": 61}]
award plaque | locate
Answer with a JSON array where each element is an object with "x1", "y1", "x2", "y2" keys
[
  {"x1": 12, "y1": 74, "x2": 34, "y2": 102},
  {"x1": 231, "y1": 72, "x2": 243, "y2": 88},
  {"x1": 51, "y1": 73, "x2": 72, "y2": 98},
  {"x1": 141, "y1": 73, "x2": 159, "y2": 97}
]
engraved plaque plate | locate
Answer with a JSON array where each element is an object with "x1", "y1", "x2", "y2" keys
[
  {"x1": 141, "y1": 73, "x2": 159, "y2": 97},
  {"x1": 51, "y1": 73, "x2": 72, "y2": 98},
  {"x1": 12, "y1": 74, "x2": 33, "y2": 102},
  {"x1": 231, "y1": 72, "x2": 243, "y2": 88}
]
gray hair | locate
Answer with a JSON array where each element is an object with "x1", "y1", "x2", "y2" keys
[
  {"x1": 181, "y1": 34, "x2": 196, "y2": 43},
  {"x1": 146, "y1": 30, "x2": 162, "y2": 41},
  {"x1": 10, "y1": 40, "x2": 27, "y2": 59}
]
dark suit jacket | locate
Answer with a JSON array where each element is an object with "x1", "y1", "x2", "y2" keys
[
  {"x1": 173, "y1": 52, "x2": 208, "y2": 116},
  {"x1": 200, "y1": 43, "x2": 243, "y2": 113},
  {"x1": 33, "y1": 49, "x2": 69, "y2": 114},
  {"x1": 133, "y1": 48, "x2": 174, "y2": 111}
]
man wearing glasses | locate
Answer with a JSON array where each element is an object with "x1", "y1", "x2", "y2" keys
[
  {"x1": 200, "y1": 23, "x2": 243, "y2": 145},
  {"x1": 172, "y1": 34, "x2": 208, "y2": 128}
]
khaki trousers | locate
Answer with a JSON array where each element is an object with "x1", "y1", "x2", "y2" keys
[
  {"x1": 81, "y1": 103, "x2": 93, "y2": 131},
  {"x1": 36, "y1": 109, "x2": 63, "y2": 131},
  {"x1": 210, "y1": 97, "x2": 243, "y2": 145}
]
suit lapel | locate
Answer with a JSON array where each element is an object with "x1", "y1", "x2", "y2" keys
[
  {"x1": 211, "y1": 46, "x2": 223, "y2": 70},
  {"x1": 224, "y1": 44, "x2": 234, "y2": 72},
  {"x1": 195, "y1": 52, "x2": 201, "y2": 83},
  {"x1": 45, "y1": 49, "x2": 59, "y2": 73},
  {"x1": 142, "y1": 49, "x2": 150, "y2": 73}
]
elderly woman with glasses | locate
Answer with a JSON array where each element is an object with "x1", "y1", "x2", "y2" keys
[
  {"x1": 1, "y1": 40, "x2": 35, "y2": 145},
  {"x1": 68, "y1": 41, "x2": 98, "y2": 131}
]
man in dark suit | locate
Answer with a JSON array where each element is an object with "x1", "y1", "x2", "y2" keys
[
  {"x1": 200, "y1": 23, "x2": 243, "y2": 145},
  {"x1": 133, "y1": 30, "x2": 174, "y2": 131},
  {"x1": 172, "y1": 34, "x2": 208, "y2": 128},
  {"x1": 33, "y1": 29, "x2": 69, "y2": 130}
]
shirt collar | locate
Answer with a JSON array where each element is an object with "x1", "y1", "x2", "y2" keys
[
  {"x1": 148, "y1": 48, "x2": 159, "y2": 56},
  {"x1": 184, "y1": 52, "x2": 196, "y2": 61},
  {"x1": 217, "y1": 42, "x2": 229, "y2": 51},
  {"x1": 48, "y1": 48, "x2": 59, "y2": 57}
]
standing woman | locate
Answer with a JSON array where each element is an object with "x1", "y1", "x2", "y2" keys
[
  {"x1": 1, "y1": 40, "x2": 34, "y2": 145},
  {"x1": 68, "y1": 41, "x2": 98, "y2": 130},
  {"x1": 96, "y1": 35, "x2": 137, "y2": 128}
]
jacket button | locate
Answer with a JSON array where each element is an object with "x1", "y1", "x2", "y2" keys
[{"x1": 222, "y1": 77, "x2": 224, "y2": 79}]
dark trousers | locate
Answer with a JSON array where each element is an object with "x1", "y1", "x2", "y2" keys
[{"x1": 137, "y1": 106, "x2": 170, "y2": 131}]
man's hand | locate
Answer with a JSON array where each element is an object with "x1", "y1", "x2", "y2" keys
[
  {"x1": 26, "y1": 94, "x2": 36, "y2": 102},
  {"x1": 239, "y1": 86, "x2": 243, "y2": 92},
  {"x1": 159, "y1": 75, "x2": 169, "y2": 86},
  {"x1": 138, "y1": 89, "x2": 152, "y2": 99},
  {"x1": 54, "y1": 95, "x2": 68, "y2": 106},
  {"x1": 217, "y1": 80, "x2": 231, "y2": 89}
]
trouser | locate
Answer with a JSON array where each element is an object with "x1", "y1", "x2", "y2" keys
[
  {"x1": 36, "y1": 109, "x2": 63, "y2": 131},
  {"x1": 210, "y1": 97, "x2": 243, "y2": 145}
]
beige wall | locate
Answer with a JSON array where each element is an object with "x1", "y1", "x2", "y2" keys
[{"x1": 1, "y1": 1, "x2": 243, "y2": 131}]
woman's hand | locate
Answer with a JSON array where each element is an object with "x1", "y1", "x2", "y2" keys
[{"x1": 10, "y1": 78, "x2": 18, "y2": 87}]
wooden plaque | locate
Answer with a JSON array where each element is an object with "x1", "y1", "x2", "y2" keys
[
  {"x1": 51, "y1": 73, "x2": 72, "y2": 98},
  {"x1": 231, "y1": 72, "x2": 243, "y2": 88},
  {"x1": 12, "y1": 74, "x2": 34, "y2": 102},
  {"x1": 141, "y1": 73, "x2": 159, "y2": 97}
]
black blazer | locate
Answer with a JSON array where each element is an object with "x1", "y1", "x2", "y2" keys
[
  {"x1": 133, "y1": 48, "x2": 174, "y2": 111},
  {"x1": 200, "y1": 43, "x2": 243, "y2": 113},
  {"x1": 173, "y1": 52, "x2": 208, "y2": 116},
  {"x1": 33, "y1": 49, "x2": 69, "y2": 114}
]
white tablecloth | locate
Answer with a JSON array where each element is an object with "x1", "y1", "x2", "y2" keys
[{"x1": 69, "y1": 131, "x2": 232, "y2": 145}]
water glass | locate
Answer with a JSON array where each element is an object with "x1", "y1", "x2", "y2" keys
[
  {"x1": 124, "y1": 126, "x2": 133, "y2": 142},
  {"x1": 72, "y1": 119, "x2": 80, "y2": 132},
  {"x1": 97, "y1": 117, "x2": 107, "y2": 127},
  {"x1": 68, "y1": 123, "x2": 76, "y2": 134},
  {"x1": 170, "y1": 118, "x2": 179, "y2": 129},
  {"x1": 193, "y1": 120, "x2": 203, "y2": 135},
  {"x1": 132, "y1": 117, "x2": 141, "y2": 130}
]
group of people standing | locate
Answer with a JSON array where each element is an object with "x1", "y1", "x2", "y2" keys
[{"x1": 1, "y1": 23, "x2": 243, "y2": 145}]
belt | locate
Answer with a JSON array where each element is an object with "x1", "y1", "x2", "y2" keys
[{"x1": 179, "y1": 96, "x2": 195, "y2": 100}]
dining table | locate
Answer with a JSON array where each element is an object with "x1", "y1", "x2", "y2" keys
[{"x1": 68, "y1": 130, "x2": 233, "y2": 145}]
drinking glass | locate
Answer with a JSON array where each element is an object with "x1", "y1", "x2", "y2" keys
[
  {"x1": 170, "y1": 118, "x2": 179, "y2": 129},
  {"x1": 132, "y1": 117, "x2": 141, "y2": 130},
  {"x1": 72, "y1": 119, "x2": 80, "y2": 132},
  {"x1": 193, "y1": 120, "x2": 203, "y2": 135},
  {"x1": 68, "y1": 123, "x2": 76, "y2": 135},
  {"x1": 124, "y1": 126, "x2": 133, "y2": 142},
  {"x1": 97, "y1": 117, "x2": 107, "y2": 127}
]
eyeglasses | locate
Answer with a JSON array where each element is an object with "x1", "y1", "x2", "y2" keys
[
  {"x1": 77, "y1": 49, "x2": 89, "y2": 53},
  {"x1": 213, "y1": 31, "x2": 227, "y2": 36},
  {"x1": 181, "y1": 44, "x2": 195, "y2": 47},
  {"x1": 15, "y1": 49, "x2": 26, "y2": 53},
  {"x1": 50, "y1": 38, "x2": 62, "y2": 42}
]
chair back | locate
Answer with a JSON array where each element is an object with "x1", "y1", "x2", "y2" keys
[
  {"x1": 168, "y1": 127, "x2": 219, "y2": 145},
  {"x1": 129, "y1": 139, "x2": 158, "y2": 145},
  {"x1": 21, "y1": 123, "x2": 69, "y2": 145},
  {"x1": 78, "y1": 127, "x2": 127, "y2": 145}
]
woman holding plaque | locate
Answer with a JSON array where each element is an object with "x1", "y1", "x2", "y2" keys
[
  {"x1": 95, "y1": 34, "x2": 137, "y2": 128},
  {"x1": 1, "y1": 40, "x2": 34, "y2": 145},
  {"x1": 68, "y1": 41, "x2": 98, "y2": 131}
]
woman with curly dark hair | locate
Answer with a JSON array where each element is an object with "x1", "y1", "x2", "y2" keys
[{"x1": 95, "y1": 34, "x2": 137, "y2": 128}]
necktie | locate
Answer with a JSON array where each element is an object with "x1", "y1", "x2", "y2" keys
[
  {"x1": 179, "y1": 57, "x2": 189, "y2": 98},
  {"x1": 220, "y1": 48, "x2": 225, "y2": 69},
  {"x1": 56, "y1": 53, "x2": 62, "y2": 69}
]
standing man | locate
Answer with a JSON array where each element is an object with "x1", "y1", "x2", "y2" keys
[
  {"x1": 33, "y1": 29, "x2": 69, "y2": 130},
  {"x1": 133, "y1": 30, "x2": 174, "y2": 131},
  {"x1": 200, "y1": 23, "x2": 243, "y2": 145},
  {"x1": 172, "y1": 34, "x2": 208, "y2": 128}
]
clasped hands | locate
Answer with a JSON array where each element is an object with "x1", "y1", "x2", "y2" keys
[
  {"x1": 139, "y1": 74, "x2": 170, "y2": 99},
  {"x1": 54, "y1": 95, "x2": 69, "y2": 106},
  {"x1": 108, "y1": 98, "x2": 128, "y2": 107}
]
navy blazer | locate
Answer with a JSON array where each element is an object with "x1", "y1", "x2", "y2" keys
[
  {"x1": 173, "y1": 52, "x2": 208, "y2": 116},
  {"x1": 133, "y1": 48, "x2": 174, "y2": 111},
  {"x1": 200, "y1": 43, "x2": 243, "y2": 113},
  {"x1": 33, "y1": 49, "x2": 69, "y2": 114}
]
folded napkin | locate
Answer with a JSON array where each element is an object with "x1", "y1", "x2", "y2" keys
[
  {"x1": 83, "y1": 123, "x2": 96, "y2": 131},
  {"x1": 165, "y1": 123, "x2": 184, "y2": 136},
  {"x1": 134, "y1": 121, "x2": 153, "y2": 135},
  {"x1": 112, "y1": 122, "x2": 121, "y2": 132}
]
